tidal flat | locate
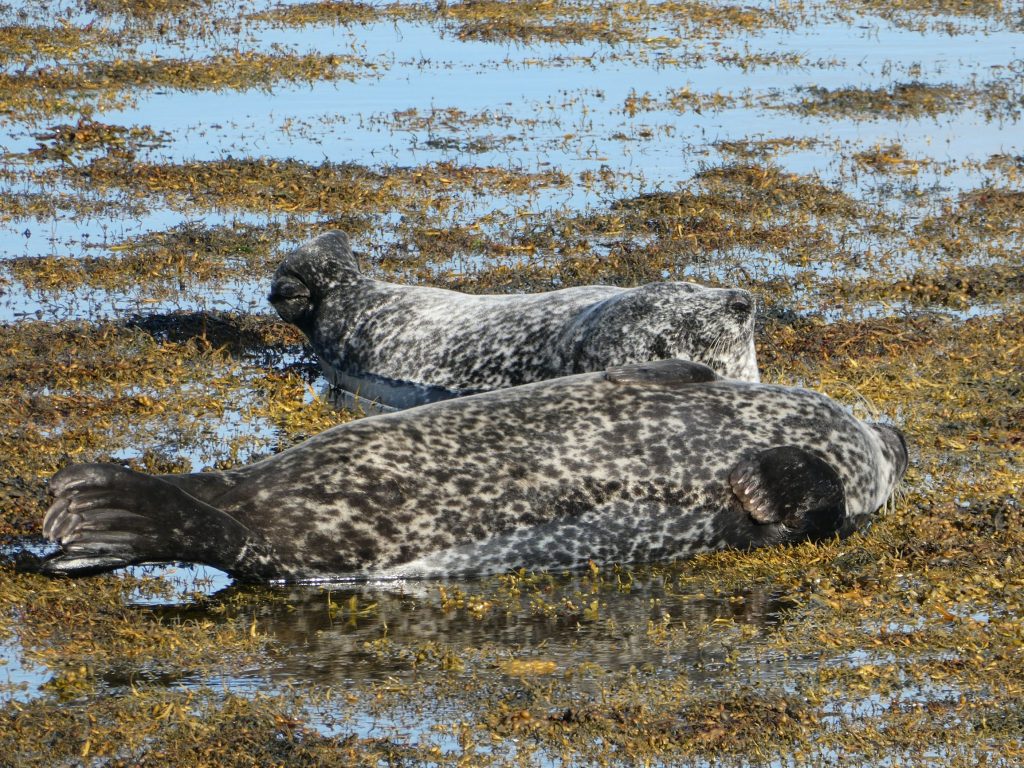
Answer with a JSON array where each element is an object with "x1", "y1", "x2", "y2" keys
[{"x1": 0, "y1": 1, "x2": 1022, "y2": 765}]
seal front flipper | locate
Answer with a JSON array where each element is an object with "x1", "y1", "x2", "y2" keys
[
  {"x1": 606, "y1": 359, "x2": 719, "y2": 385},
  {"x1": 729, "y1": 446, "x2": 846, "y2": 543},
  {"x1": 41, "y1": 463, "x2": 279, "y2": 581}
]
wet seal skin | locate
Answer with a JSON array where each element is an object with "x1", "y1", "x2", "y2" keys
[
  {"x1": 39, "y1": 360, "x2": 908, "y2": 583},
  {"x1": 269, "y1": 231, "x2": 759, "y2": 410}
]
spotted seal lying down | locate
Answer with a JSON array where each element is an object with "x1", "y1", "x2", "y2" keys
[
  {"x1": 40, "y1": 360, "x2": 906, "y2": 582},
  {"x1": 269, "y1": 232, "x2": 759, "y2": 410}
]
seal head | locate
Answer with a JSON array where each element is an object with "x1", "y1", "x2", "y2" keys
[
  {"x1": 565, "y1": 282, "x2": 758, "y2": 381},
  {"x1": 269, "y1": 231, "x2": 361, "y2": 337}
]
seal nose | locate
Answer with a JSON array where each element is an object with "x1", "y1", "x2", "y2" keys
[
  {"x1": 727, "y1": 290, "x2": 753, "y2": 315},
  {"x1": 268, "y1": 272, "x2": 315, "y2": 333},
  {"x1": 268, "y1": 273, "x2": 310, "y2": 304}
]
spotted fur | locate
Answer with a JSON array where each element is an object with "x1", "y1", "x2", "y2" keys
[
  {"x1": 41, "y1": 361, "x2": 907, "y2": 583},
  {"x1": 269, "y1": 232, "x2": 759, "y2": 409}
]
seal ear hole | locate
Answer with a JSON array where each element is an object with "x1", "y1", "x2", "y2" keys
[
  {"x1": 606, "y1": 359, "x2": 719, "y2": 386},
  {"x1": 729, "y1": 446, "x2": 846, "y2": 542}
]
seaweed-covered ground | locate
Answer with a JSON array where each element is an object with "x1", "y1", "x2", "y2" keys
[{"x1": 0, "y1": 1, "x2": 1022, "y2": 765}]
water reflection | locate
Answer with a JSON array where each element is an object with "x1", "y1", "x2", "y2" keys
[{"x1": 138, "y1": 569, "x2": 798, "y2": 689}]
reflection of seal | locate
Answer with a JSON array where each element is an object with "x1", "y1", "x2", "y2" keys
[
  {"x1": 41, "y1": 360, "x2": 907, "y2": 582},
  {"x1": 269, "y1": 232, "x2": 759, "y2": 410}
]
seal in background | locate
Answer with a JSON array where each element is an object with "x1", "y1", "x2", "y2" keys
[{"x1": 270, "y1": 231, "x2": 759, "y2": 410}]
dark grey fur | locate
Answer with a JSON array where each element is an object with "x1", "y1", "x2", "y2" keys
[
  {"x1": 269, "y1": 232, "x2": 759, "y2": 410},
  {"x1": 41, "y1": 360, "x2": 907, "y2": 583}
]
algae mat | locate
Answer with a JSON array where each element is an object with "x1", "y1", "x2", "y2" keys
[{"x1": 0, "y1": 1, "x2": 1022, "y2": 765}]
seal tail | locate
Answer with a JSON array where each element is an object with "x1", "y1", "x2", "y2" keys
[{"x1": 41, "y1": 463, "x2": 280, "y2": 581}]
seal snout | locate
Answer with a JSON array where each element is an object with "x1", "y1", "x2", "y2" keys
[
  {"x1": 269, "y1": 270, "x2": 315, "y2": 328},
  {"x1": 268, "y1": 272, "x2": 310, "y2": 303}
]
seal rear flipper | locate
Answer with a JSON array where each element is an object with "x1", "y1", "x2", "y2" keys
[
  {"x1": 41, "y1": 463, "x2": 280, "y2": 581},
  {"x1": 606, "y1": 359, "x2": 718, "y2": 386},
  {"x1": 729, "y1": 446, "x2": 846, "y2": 543},
  {"x1": 158, "y1": 470, "x2": 241, "y2": 506},
  {"x1": 38, "y1": 553, "x2": 138, "y2": 578}
]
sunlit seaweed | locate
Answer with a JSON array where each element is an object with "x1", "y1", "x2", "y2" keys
[
  {"x1": 0, "y1": 24, "x2": 121, "y2": 65},
  {"x1": 852, "y1": 0, "x2": 1023, "y2": 33},
  {"x1": 5, "y1": 222, "x2": 281, "y2": 295},
  {"x1": 22, "y1": 118, "x2": 170, "y2": 163},
  {"x1": 625, "y1": 86, "x2": 737, "y2": 115},
  {"x1": 442, "y1": 0, "x2": 784, "y2": 44},
  {"x1": 0, "y1": 50, "x2": 377, "y2": 120},
  {"x1": 853, "y1": 142, "x2": 932, "y2": 175},
  {"x1": 76, "y1": 155, "x2": 569, "y2": 216},
  {"x1": 789, "y1": 80, "x2": 1024, "y2": 121}
]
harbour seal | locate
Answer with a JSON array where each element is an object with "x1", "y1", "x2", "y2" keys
[
  {"x1": 40, "y1": 360, "x2": 907, "y2": 582},
  {"x1": 269, "y1": 232, "x2": 759, "y2": 410}
]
